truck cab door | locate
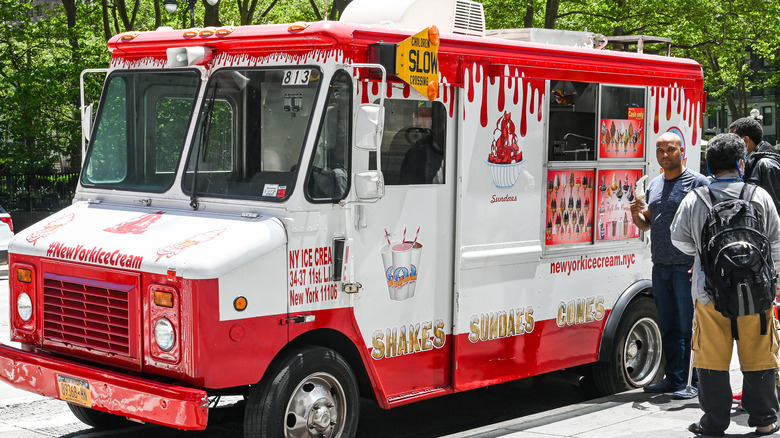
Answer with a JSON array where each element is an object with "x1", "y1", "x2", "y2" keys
[{"x1": 350, "y1": 89, "x2": 456, "y2": 401}]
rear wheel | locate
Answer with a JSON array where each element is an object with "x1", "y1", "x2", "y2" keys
[
  {"x1": 592, "y1": 296, "x2": 663, "y2": 395},
  {"x1": 244, "y1": 346, "x2": 359, "y2": 438},
  {"x1": 67, "y1": 403, "x2": 134, "y2": 430}
]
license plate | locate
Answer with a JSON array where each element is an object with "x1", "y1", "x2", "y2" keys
[{"x1": 57, "y1": 375, "x2": 92, "y2": 407}]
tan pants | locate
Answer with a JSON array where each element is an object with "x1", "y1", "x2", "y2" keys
[{"x1": 692, "y1": 300, "x2": 780, "y2": 371}]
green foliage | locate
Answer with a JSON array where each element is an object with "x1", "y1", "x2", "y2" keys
[
  {"x1": 484, "y1": 0, "x2": 780, "y2": 122},
  {"x1": 3, "y1": 0, "x2": 776, "y2": 177}
]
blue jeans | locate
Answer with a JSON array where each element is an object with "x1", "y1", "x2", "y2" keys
[{"x1": 652, "y1": 263, "x2": 696, "y2": 387}]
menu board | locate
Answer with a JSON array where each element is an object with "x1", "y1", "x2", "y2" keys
[
  {"x1": 595, "y1": 169, "x2": 644, "y2": 241},
  {"x1": 599, "y1": 107, "x2": 645, "y2": 159},
  {"x1": 545, "y1": 170, "x2": 595, "y2": 246}
]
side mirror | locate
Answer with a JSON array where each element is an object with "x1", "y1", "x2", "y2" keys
[
  {"x1": 81, "y1": 103, "x2": 93, "y2": 142},
  {"x1": 354, "y1": 104, "x2": 384, "y2": 151},
  {"x1": 354, "y1": 171, "x2": 384, "y2": 200}
]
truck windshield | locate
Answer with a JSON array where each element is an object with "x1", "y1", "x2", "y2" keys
[
  {"x1": 82, "y1": 70, "x2": 200, "y2": 191},
  {"x1": 183, "y1": 67, "x2": 321, "y2": 201}
]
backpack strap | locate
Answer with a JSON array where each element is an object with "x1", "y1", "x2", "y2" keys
[
  {"x1": 761, "y1": 311, "x2": 768, "y2": 336},
  {"x1": 731, "y1": 318, "x2": 739, "y2": 340},
  {"x1": 739, "y1": 182, "x2": 757, "y2": 202},
  {"x1": 693, "y1": 186, "x2": 713, "y2": 209}
]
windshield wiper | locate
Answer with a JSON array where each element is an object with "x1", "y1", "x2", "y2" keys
[{"x1": 189, "y1": 77, "x2": 220, "y2": 210}]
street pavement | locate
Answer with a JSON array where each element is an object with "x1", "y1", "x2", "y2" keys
[{"x1": 0, "y1": 262, "x2": 769, "y2": 437}]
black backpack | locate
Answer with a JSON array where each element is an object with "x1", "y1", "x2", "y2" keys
[{"x1": 695, "y1": 184, "x2": 777, "y2": 339}]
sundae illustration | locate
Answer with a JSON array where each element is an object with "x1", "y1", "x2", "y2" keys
[
  {"x1": 380, "y1": 226, "x2": 423, "y2": 301},
  {"x1": 26, "y1": 212, "x2": 74, "y2": 246},
  {"x1": 105, "y1": 212, "x2": 164, "y2": 234},
  {"x1": 487, "y1": 112, "x2": 524, "y2": 188},
  {"x1": 156, "y1": 228, "x2": 225, "y2": 261}
]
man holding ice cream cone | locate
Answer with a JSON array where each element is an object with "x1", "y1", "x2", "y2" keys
[{"x1": 630, "y1": 132, "x2": 710, "y2": 397}]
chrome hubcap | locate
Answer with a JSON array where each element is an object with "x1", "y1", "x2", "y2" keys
[
  {"x1": 284, "y1": 372, "x2": 345, "y2": 438},
  {"x1": 624, "y1": 316, "x2": 663, "y2": 386}
]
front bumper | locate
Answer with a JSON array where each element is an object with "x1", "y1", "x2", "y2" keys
[{"x1": 0, "y1": 342, "x2": 208, "y2": 430}]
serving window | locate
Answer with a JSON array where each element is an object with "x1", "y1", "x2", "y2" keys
[
  {"x1": 545, "y1": 82, "x2": 647, "y2": 247},
  {"x1": 548, "y1": 81, "x2": 598, "y2": 162},
  {"x1": 545, "y1": 169, "x2": 595, "y2": 245},
  {"x1": 594, "y1": 168, "x2": 644, "y2": 241},
  {"x1": 598, "y1": 86, "x2": 646, "y2": 160}
]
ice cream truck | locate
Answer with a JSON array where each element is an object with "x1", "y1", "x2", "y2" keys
[{"x1": 0, "y1": 0, "x2": 704, "y2": 436}]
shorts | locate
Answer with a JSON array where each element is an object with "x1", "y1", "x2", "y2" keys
[{"x1": 692, "y1": 300, "x2": 780, "y2": 371}]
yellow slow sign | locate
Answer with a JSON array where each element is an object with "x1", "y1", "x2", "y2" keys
[{"x1": 396, "y1": 26, "x2": 440, "y2": 101}]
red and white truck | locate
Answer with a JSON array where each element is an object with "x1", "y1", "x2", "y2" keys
[{"x1": 0, "y1": 0, "x2": 704, "y2": 436}]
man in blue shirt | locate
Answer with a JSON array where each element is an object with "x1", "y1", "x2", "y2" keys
[{"x1": 630, "y1": 131, "x2": 710, "y2": 397}]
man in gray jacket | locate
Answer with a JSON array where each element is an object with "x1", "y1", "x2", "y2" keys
[{"x1": 671, "y1": 133, "x2": 780, "y2": 436}]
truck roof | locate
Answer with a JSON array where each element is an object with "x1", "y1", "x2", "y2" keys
[{"x1": 108, "y1": 21, "x2": 703, "y2": 89}]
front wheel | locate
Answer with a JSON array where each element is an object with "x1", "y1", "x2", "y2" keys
[
  {"x1": 68, "y1": 403, "x2": 134, "y2": 430},
  {"x1": 592, "y1": 296, "x2": 663, "y2": 395},
  {"x1": 244, "y1": 346, "x2": 359, "y2": 438}
]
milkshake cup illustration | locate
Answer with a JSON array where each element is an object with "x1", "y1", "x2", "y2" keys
[
  {"x1": 381, "y1": 227, "x2": 423, "y2": 301},
  {"x1": 391, "y1": 242, "x2": 413, "y2": 300},
  {"x1": 623, "y1": 212, "x2": 629, "y2": 237},
  {"x1": 407, "y1": 242, "x2": 423, "y2": 298},
  {"x1": 381, "y1": 244, "x2": 394, "y2": 296}
]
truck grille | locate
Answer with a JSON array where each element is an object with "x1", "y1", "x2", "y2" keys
[{"x1": 42, "y1": 272, "x2": 137, "y2": 359}]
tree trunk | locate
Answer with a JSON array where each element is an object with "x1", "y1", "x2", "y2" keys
[
  {"x1": 205, "y1": 0, "x2": 222, "y2": 27},
  {"x1": 544, "y1": 0, "x2": 560, "y2": 29},
  {"x1": 62, "y1": 0, "x2": 82, "y2": 167},
  {"x1": 330, "y1": 0, "x2": 351, "y2": 20},
  {"x1": 101, "y1": 0, "x2": 112, "y2": 40},
  {"x1": 524, "y1": 4, "x2": 534, "y2": 28}
]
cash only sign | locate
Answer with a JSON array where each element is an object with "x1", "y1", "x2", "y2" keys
[{"x1": 395, "y1": 25, "x2": 441, "y2": 101}]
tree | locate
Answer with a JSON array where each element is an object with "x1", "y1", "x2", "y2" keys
[{"x1": 486, "y1": 0, "x2": 780, "y2": 122}]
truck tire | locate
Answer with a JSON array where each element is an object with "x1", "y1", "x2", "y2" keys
[
  {"x1": 244, "y1": 346, "x2": 359, "y2": 438},
  {"x1": 67, "y1": 403, "x2": 134, "y2": 430},
  {"x1": 592, "y1": 296, "x2": 663, "y2": 395}
]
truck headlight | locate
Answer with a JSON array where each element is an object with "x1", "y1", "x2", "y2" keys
[
  {"x1": 17, "y1": 292, "x2": 32, "y2": 322},
  {"x1": 154, "y1": 318, "x2": 175, "y2": 351}
]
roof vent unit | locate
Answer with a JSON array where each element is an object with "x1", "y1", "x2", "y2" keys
[
  {"x1": 486, "y1": 28, "x2": 596, "y2": 49},
  {"x1": 340, "y1": 0, "x2": 486, "y2": 37}
]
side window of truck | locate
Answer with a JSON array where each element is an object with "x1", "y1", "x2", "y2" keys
[
  {"x1": 306, "y1": 70, "x2": 352, "y2": 202},
  {"x1": 544, "y1": 83, "x2": 647, "y2": 247},
  {"x1": 548, "y1": 81, "x2": 598, "y2": 162},
  {"x1": 376, "y1": 99, "x2": 447, "y2": 185}
]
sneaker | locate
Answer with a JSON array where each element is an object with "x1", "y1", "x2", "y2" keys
[
  {"x1": 643, "y1": 379, "x2": 685, "y2": 394},
  {"x1": 673, "y1": 386, "x2": 698, "y2": 399}
]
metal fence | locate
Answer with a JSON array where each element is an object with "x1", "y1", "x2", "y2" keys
[
  {"x1": 0, "y1": 172, "x2": 79, "y2": 231},
  {"x1": 0, "y1": 172, "x2": 79, "y2": 212}
]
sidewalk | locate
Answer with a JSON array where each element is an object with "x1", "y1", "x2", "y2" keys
[{"x1": 444, "y1": 353, "x2": 760, "y2": 438}]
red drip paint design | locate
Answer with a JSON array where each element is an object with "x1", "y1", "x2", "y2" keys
[
  {"x1": 361, "y1": 81, "x2": 369, "y2": 104},
  {"x1": 653, "y1": 87, "x2": 660, "y2": 134},
  {"x1": 534, "y1": 81, "x2": 545, "y2": 122},
  {"x1": 498, "y1": 76, "x2": 505, "y2": 113},
  {"x1": 520, "y1": 82, "x2": 529, "y2": 137},
  {"x1": 687, "y1": 90, "x2": 699, "y2": 147},
  {"x1": 480, "y1": 72, "x2": 489, "y2": 128},
  {"x1": 403, "y1": 84, "x2": 411, "y2": 98},
  {"x1": 665, "y1": 88, "x2": 672, "y2": 121},
  {"x1": 371, "y1": 81, "x2": 379, "y2": 96},
  {"x1": 513, "y1": 76, "x2": 520, "y2": 105},
  {"x1": 467, "y1": 63, "x2": 476, "y2": 103},
  {"x1": 677, "y1": 89, "x2": 682, "y2": 115},
  {"x1": 449, "y1": 87, "x2": 455, "y2": 118}
]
